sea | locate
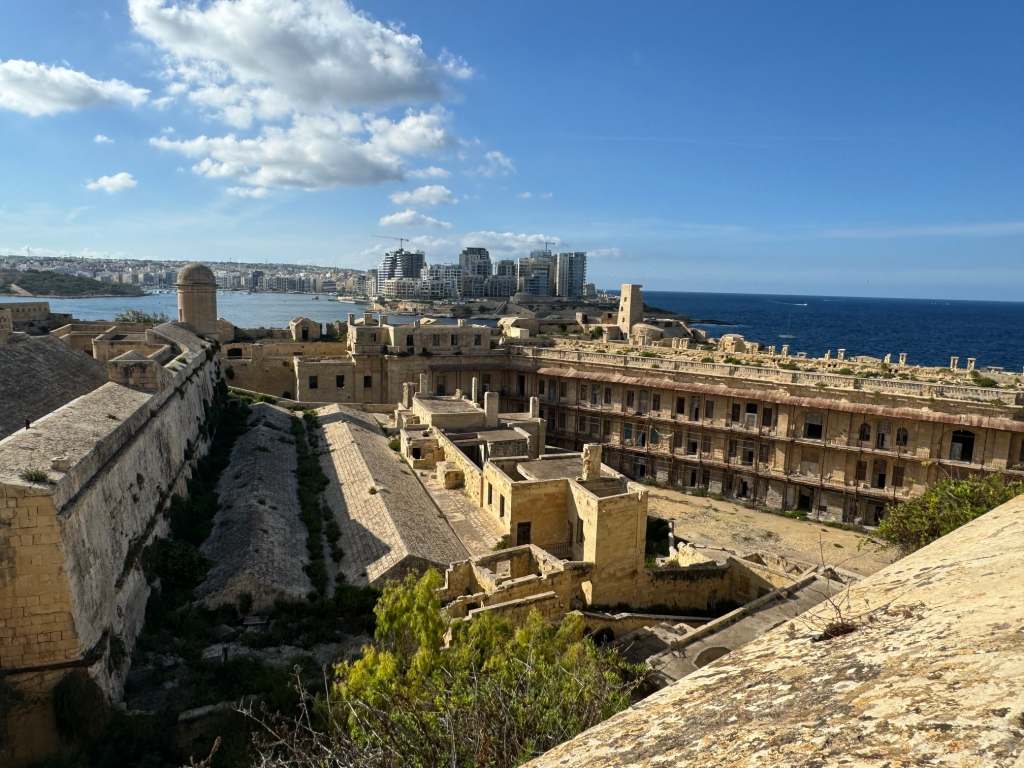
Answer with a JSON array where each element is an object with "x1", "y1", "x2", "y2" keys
[{"x1": 3, "y1": 290, "x2": 1022, "y2": 371}]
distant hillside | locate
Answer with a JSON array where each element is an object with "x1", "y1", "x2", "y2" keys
[{"x1": 0, "y1": 269, "x2": 145, "y2": 297}]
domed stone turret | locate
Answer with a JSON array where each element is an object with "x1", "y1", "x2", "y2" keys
[{"x1": 176, "y1": 262, "x2": 218, "y2": 339}]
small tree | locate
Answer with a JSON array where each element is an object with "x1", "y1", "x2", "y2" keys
[{"x1": 878, "y1": 475, "x2": 1024, "y2": 554}]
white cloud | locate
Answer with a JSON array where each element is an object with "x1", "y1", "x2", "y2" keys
[
  {"x1": 0, "y1": 59, "x2": 148, "y2": 117},
  {"x1": 379, "y1": 208, "x2": 452, "y2": 229},
  {"x1": 540, "y1": 191, "x2": 553, "y2": 199},
  {"x1": 150, "y1": 109, "x2": 450, "y2": 190},
  {"x1": 93, "y1": 133, "x2": 114, "y2": 144},
  {"x1": 517, "y1": 191, "x2": 532, "y2": 199},
  {"x1": 408, "y1": 165, "x2": 449, "y2": 179},
  {"x1": 85, "y1": 172, "x2": 138, "y2": 193},
  {"x1": 588, "y1": 247, "x2": 623, "y2": 258},
  {"x1": 475, "y1": 150, "x2": 515, "y2": 177},
  {"x1": 390, "y1": 184, "x2": 455, "y2": 206},
  {"x1": 461, "y1": 231, "x2": 560, "y2": 255},
  {"x1": 227, "y1": 186, "x2": 268, "y2": 198},
  {"x1": 129, "y1": 0, "x2": 471, "y2": 121}
]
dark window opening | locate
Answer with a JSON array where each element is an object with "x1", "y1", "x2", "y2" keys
[
  {"x1": 335, "y1": 375, "x2": 345, "y2": 388},
  {"x1": 363, "y1": 375, "x2": 372, "y2": 388},
  {"x1": 896, "y1": 427, "x2": 909, "y2": 447},
  {"x1": 227, "y1": 347, "x2": 242, "y2": 358},
  {"x1": 858, "y1": 422, "x2": 871, "y2": 443},
  {"x1": 515, "y1": 520, "x2": 530, "y2": 545},
  {"x1": 950, "y1": 430, "x2": 975, "y2": 463},
  {"x1": 804, "y1": 413, "x2": 823, "y2": 440},
  {"x1": 308, "y1": 375, "x2": 318, "y2": 390}
]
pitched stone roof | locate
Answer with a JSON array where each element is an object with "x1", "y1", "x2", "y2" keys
[
  {"x1": 317, "y1": 404, "x2": 468, "y2": 586},
  {"x1": 0, "y1": 335, "x2": 108, "y2": 440}
]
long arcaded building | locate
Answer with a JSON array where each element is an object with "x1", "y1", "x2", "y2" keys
[{"x1": 210, "y1": 300, "x2": 1024, "y2": 527}]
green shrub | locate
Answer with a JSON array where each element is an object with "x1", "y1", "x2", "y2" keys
[
  {"x1": 19, "y1": 468, "x2": 51, "y2": 484},
  {"x1": 388, "y1": 438, "x2": 401, "y2": 451},
  {"x1": 878, "y1": 475, "x2": 1024, "y2": 554}
]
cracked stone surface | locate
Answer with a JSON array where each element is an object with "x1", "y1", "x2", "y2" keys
[{"x1": 527, "y1": 493, "x2": 1024, "y2": 768}]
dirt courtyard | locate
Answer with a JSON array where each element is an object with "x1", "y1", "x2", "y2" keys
[{"x1": 647, "y1": 488, "x2": 897, "y2": 576}]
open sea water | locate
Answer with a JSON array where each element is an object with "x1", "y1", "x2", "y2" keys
[{"x1": 4, "y1": 290, "x2": 1023, "y2": 371}]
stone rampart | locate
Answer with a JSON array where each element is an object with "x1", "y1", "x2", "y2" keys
[{"x1": 0, "y1": 323, "x2": 220, "y2": 765}]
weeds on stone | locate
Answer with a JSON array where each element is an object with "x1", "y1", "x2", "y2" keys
[
  {"x1": 292, "y1": 415, "x2": 329, "y2": 597},
  {"x1": 18, "y1": 467, "x2": 51, "y2": 484}
]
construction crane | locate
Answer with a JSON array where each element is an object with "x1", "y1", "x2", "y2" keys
[{"x1": 373, "y1": 235, "x2": 410, "y2": 250}]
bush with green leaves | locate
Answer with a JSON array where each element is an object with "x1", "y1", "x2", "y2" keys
[
  {"x1": 878, "y1": 475, "x2": 1024, "y2": 554},
  {"x1": 252, "y1": 570, "x2": 642, "y2": 768}
]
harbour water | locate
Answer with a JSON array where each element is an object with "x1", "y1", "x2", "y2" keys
[{"x1": 3, "y1": 290, "x2": 1022, "y2": 370}]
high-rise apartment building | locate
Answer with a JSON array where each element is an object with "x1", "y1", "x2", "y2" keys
[
  {"x1": 379, "y1": 249, "x2": 426, "y2": 281},
  {"x1": 517, "y1": 251, "x2": 554, "y2": 296},
  {"x1": 554, "y1": 251, "x2": 587, "y2": 298},
  {"x1": 458, "y1": 247, "x2": 491, "y2": 297}
]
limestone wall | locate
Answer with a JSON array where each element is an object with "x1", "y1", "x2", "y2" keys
[{"x1": 0, "y1": 324, "x2": 219, "y2": 765}]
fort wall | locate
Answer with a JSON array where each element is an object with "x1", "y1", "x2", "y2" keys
[{"x1": 0, "y1": 324, "x2": 219, "y2": 765}]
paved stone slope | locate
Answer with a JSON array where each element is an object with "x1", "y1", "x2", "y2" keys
[
  {"x1": 527, "y1": 493, "x2": 1024, "y2": 768},
  {"x1": 317, "y1": 404, "x2": 468, "y2": 586},
  {"x1": 197, "y1": 403, "x2": 311, "y2": 610},
  {"x1": 0, "y1": 335, "x2": 107, "y2": 439}
]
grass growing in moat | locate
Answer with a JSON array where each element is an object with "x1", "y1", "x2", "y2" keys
[{"x1": 292, "y1": 411, "x2": 330, "y2": 597}]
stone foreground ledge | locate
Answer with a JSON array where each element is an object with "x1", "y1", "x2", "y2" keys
[{"x1": 526, "y1": 493, "x2": 1024, "y2": 768}]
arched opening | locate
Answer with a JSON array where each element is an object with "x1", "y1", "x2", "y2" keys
[{"x1": 950, "y1": 430, "x2": 975, "y2": 463}]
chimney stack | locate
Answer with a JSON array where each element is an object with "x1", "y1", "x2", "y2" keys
[
  {"x1": 484, "y1": 391, "x2": 499, "y2": 428},
  {"x1": 581, "y1": 443, "x2": 602, "y2": 482}
]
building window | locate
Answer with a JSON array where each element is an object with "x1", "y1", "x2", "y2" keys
[
  {"x1": 500, "y1": 496, "x2": 507, "y2": 519},
  {"x1": 687, "y1": 436, "x2": 699, "y2": 456},
  {"x1": 580, "y1": 384, "x2": 588, "y2": 401},
  {"x1": 728, "y1": 439, "x2": 737, "y2": 458},
  {"x1": 804, "y1": 413, "x2": 823, "y2": 440},
  {"x1": 892, "y1": 465, "x2": 906, "y2": 487},
  {"x1": 626, "y1": 391, "x2": 635, "y2": 409},
  {"x1": 858, "y1": 422, "x2": 871, "y2": 443},
  {"x1": 557, "y1": 411, "x2": 566, "y2": 429},
  {"x1": 602, "y1": 419, "x2": 611, "y2": 438},
  {"x1": 559, "y1": 381, "x2": 567, "y2": 399},
  {"x1": 487, "y1": 483, "x2": 493, "y2": 505},
  {"x1": 590, "y1": 385, "x2": 599, "y2": 405},
  {"x1": 515, "y1": 519, "x2": 529, "y2": 543},
  {"x1": 623, "y1": 423, "x2": 633, "y2": 445},
  {"x1": 539, "y1": 380, "x2": 546, "y2": 395},
  {"x1": 432, "y1": 334, "x2": 440, "y2": 346},
  {"x1": 763, "y1": 406, "x2": 774, "y2": 428},
  {"x1": 691, "y1": 399, "x2": 701, "y2": 421},
  {"x1": 652, "y1": 394, "x2": 661, "y2": 412},
  {"x1": 650, "y1": 427, "x2": 660, "y2": 446},
  {"x1": 855, "y1": 460, "x2": 867, "y2": 482},
  {"x1": 450, "y1": 334, "x2": 458, "y2": 346},
  {"x1": 576, "y1": 519, "x2": 584, "y2": 543},
  {"x1": 227, "y1": 347, "x2": 243, "y2": 358},
  {"x1": 474, "y1": 334, "x2": 482, "y2": 346},
  {"x1": 701, "y1": 435, "x2": 711, "y2": 454},
  {"x1": 896, "y1": 427, "x2": 909, "y2": 447},
  {"x1": 308, "y1": 375, "x2": 318, "y2": 390},
  {"x1": 604, "y1": 387, "x2": 612, "y2": 405},
  {"x1": 335, "y1": 375, "x2": 345, "y2": 388},
  {"x1": 759, "y1": 443, "x2": 770, "y2": 463},
  {"x1": 638, "y1": 391, "x2": 650, "y2": 414},
  {"x1": 950, "y1": 430, "x2": 976, "y2": 463},
  {"x1": 730, "y1": 403, "x2": 741, "y2": 422},
  {"x1": 363, "y1": 375, "x2": 372, "y2": 388}
]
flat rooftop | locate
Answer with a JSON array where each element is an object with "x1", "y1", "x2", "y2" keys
[{"x1": 413, "y1": 395, "x2": 481, "y2": 414}]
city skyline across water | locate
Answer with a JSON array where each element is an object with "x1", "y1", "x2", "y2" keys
[{"x1": 5, "y1": 289, "x2": 1022, "y2": 370}]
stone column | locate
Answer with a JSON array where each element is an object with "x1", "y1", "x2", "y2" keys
[
  {"x1": 581, "y1": 443, "x2": 602, "y2": 481},
  {"x1": 529, "y1": 396, "x2": 540, "y2": 418},
  {"x1": 471, "y1": 376, "x2": 479, "y2": 404},
  {"x1": 419, "y1": 372, "x2": 428, "y2": 394},
  {"x1": 401, "y1": 382, "x2": 413, "y2": 408},
  {"x1": 898, "y1": 352, "x2": 907, "y2": 366},
  {"x1": 967, "y1": 358, "x2": 976, "y2": 372},
  {"x1": 837, "y1": 348, "x2": 846, "y2": 361},
  {"x1": 883, "y1": 353, "x2": 892, "y2": 365},
  {"x1": 780, "y1": 344, "x2": 790, "y2": 357},
  {"x1": 484, "y1": 391, "x2": 499, "y2": 428},
  {"x1": 950, "y1": 356, "x2": 959, "y2": 370}
]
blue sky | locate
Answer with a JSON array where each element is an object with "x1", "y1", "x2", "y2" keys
[{"x1": 1, "y1": 1, "x2": 1023, "y2": 299}]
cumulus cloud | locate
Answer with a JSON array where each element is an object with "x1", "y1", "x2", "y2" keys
[
  {"x1": 149, "y1": 109, "x2": 450, "y2": 191},
  {"x1": 128, "y1": 0, "x2": 471, "y2": 120},
  {"x1": 0, "y1": 59, "x2": 148, "y2": 116},
  {"x1": 460, "y1": 231, "x2": 560, "y2": 254},
  {"x1": 475, "y1": 150, "x2": 515, "y2": 177},
  {"x1": 390, "y1": 184, "x2": 455, "y2": 206},
  {"x1": 379, "y1": 208, "x2": 452, "y2": 229},
  {"x1": 408, "y1": 165, "x2": 449, "y2": 179},
  {"x1": 85, "y1": 172, "x2": 137, "y2": 193},
  {"x1": 94, "y1": 133, "x2": 114, "y2": 144}
]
